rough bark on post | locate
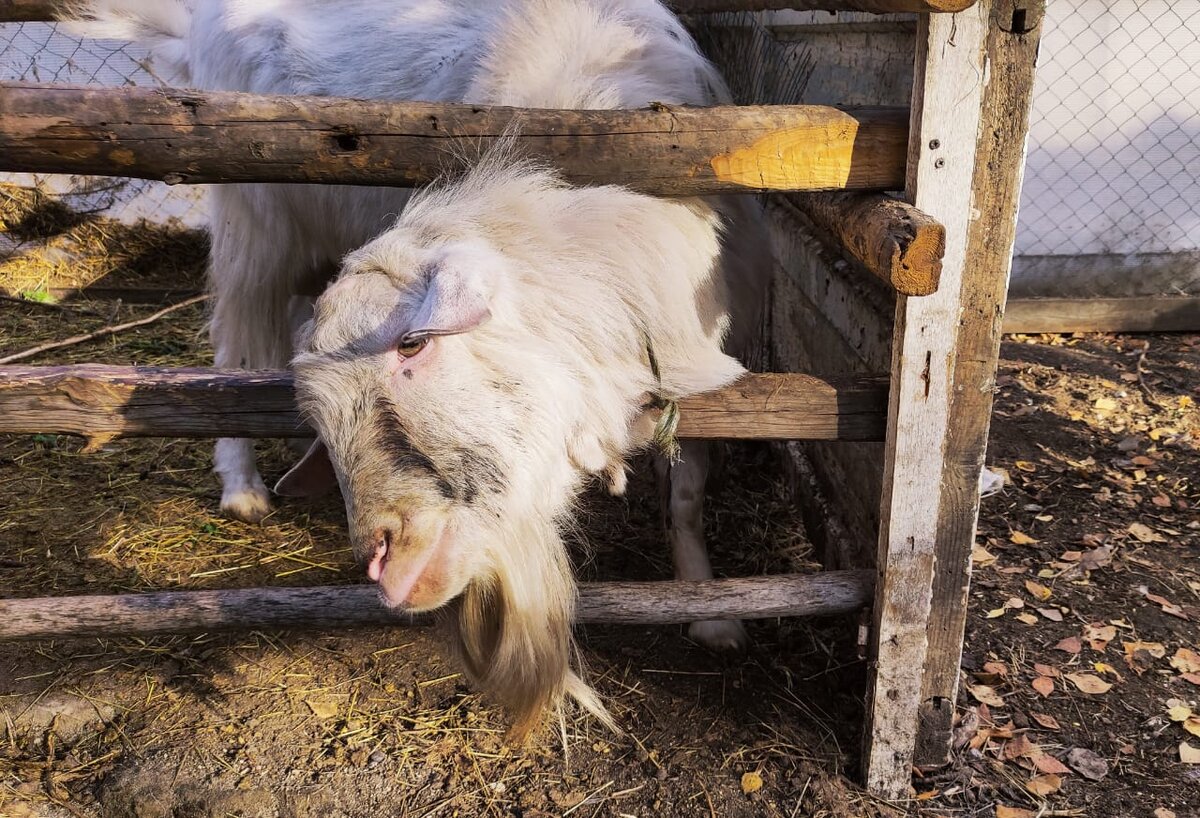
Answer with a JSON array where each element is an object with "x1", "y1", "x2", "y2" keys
[
  {"x1": 0, "y1": 83, "x2": 909, "y2": 195},
  {"x1": 791, "y1": 192, "x2": 945, "y2": 296},
  {"x1": 913, "y1": 0, "x2": 1046, "y2": 769},
  {"x1": 0, "y1": 571, "x2": 875, "y2": 640},
  {"x1": 0, "y1": 366, "x2": 891, "y2": 442},
  {"x1": 861, "y1": 3, "x2": 992, "y2": 799}
]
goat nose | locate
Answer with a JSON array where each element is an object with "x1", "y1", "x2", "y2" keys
[{"x1": 366, "y1": 527, "x2": 393, "y2": 582}]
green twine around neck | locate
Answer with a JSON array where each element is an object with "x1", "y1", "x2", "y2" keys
[{"x1": 643, "y1": 332, "x2": 681, "y2": 463}]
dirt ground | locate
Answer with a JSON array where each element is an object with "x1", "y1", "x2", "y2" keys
[{"x1": 1, "y1": 194, "x2": 1199, "y2": 817}]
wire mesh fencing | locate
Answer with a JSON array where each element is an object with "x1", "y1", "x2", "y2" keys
[
  {"x1": 1013, "y1": 0, "x2": 1200, "y2": 298},
  {"x1": 0, "y1": 21, "x2": 207, "y2": 229}
]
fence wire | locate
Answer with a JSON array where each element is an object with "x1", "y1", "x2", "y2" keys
[{"x1": 1013, "y1": 0, "x2": 1200, "y2": 297}]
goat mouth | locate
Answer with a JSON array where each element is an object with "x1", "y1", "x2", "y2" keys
[{"x1": 366, "y1": 536, "x2": 390, "y2": 582}]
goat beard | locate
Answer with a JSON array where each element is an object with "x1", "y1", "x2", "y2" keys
[{"x1": 443, "y1": 513, "x2": 613, "y2": 739}]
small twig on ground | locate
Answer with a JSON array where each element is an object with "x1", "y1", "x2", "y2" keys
[
  {"x1": 0, "y1": 294, "x2": 210, "y2": 364},
  {"x1": 0, "y1": 293, "x2": 104, "y2": 317},
  {"x1": 1135, "y1": 341, "x2": 1166, "y2": 410}
]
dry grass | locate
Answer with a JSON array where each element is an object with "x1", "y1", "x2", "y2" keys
[
  {"x1": 0, "y1": 185, "x2": 874, "y2": 817},
  {"x1": 0, "y1": 183, "x2": 207, "y2": 297}
]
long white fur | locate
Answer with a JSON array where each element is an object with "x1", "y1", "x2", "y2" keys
[{"x1": 69, "y1": 0, "x2": 770, "y2": 732}]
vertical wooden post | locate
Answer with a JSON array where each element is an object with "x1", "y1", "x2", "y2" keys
[
  {"x1": 861, "y1": 6, "x2": 987, "y2": 794},
  {"x1": 912, "y1": 0, "x2": 1046, "y2": 769},
  {"x1": 862, "y1": 0, "x2": 1045, "y2": 796}
]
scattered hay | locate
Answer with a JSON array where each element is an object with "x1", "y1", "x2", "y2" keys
[
  {"x1": 1, "y1": 183, "x2": 208, "y2": 298},
  {"x1": 0, "y1": 190, "x2": 868, "y2": 818}
]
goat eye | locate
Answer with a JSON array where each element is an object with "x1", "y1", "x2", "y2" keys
[{"x1": 396, "y1": 337, "x2": 429, "y2": 359}]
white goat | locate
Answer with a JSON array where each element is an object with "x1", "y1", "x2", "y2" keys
[{"x1": 72, "y1": 0, "x2": 771, "y2": 734}]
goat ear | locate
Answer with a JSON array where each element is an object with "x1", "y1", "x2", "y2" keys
[
  {"x1": 403, "y1": 258, "x2": 493, "y2": 343},
  {"x1": 274, "y1": 439, "x2": 338, "y2": 498}
]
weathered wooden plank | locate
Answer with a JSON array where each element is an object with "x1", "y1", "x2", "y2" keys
[
  {"x1": 0, "y1": 571, "x2": 874, "y2": 640},
  {"x1": 765, "y1": 198, "x2": 893, "y2": 566},
  {"x1": 791, "y1": 192, "x2": 944, "y2": 296},
  {"x1": 1004, "y1": 296, "x2": 1200, "y2": 334},
  {"x1": 914, "y1": 0, "x2": 1046, "y2": 769},
  {"x1": 861, "y1": 3, "x2": 991, "y2": 799},
  {"x1": 0, "y1": 366, "x2": 890, "y2": 442},
  {"x1": 0, "y1": 82, "x2": 909, "y2": 195},
  {"x1": 1, "y1": 0, "x2": 977, "y2": 24}
]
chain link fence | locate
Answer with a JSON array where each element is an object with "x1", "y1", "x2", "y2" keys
[
  {"x1": 0, "y1": 21, "x2": 206, "y2": 228},
  {"x1": 1012, "y1": 0, "x2": 1200, "y2": 298}
]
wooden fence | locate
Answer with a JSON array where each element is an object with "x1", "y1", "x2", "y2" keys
[{"x1": 0, "y1": 0, "x2": 1051, "y2": 801}]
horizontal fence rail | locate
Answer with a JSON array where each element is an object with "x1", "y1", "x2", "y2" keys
[
  {"x1": 0, "y1": 571, "x2": 875, "y2": 640},
  {"x1": 0, "y1": 366, "x2": 890, "y2": 442},
  {"x1": 0, "y1": 83, "x2": 909, "y2": 195},
  {"x1": 0, "y1": 0, "x2": 977, "y2": 23}
]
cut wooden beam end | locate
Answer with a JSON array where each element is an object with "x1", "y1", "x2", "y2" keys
[
  {"x1": 0, "y1": 571, "x2": 874, "y2": 640},
  {"x1": 0, "y1": 365, "x2": 890, "y2": 442},
  {"x1": 791, "y1": 192, "x2": 945, "y2": 297}
]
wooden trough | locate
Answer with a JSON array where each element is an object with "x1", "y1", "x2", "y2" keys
[{"x1": 0, "y1": 0, "x2": 1045, "y2": 800}]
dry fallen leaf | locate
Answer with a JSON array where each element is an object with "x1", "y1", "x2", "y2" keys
[
  {"x1": 1142, "y1": 589, "x2": 1190, "y2": 620},
  {"x1": 1167, "y1": 704, "x2": 1193, "y2": 722},
  {"x1": 1154, "y1": 809, "x2": 1177, "y2": 818},
  {"x1": 1038, "y1": 607, "x2": 1064, "y2": 622},
  {"x1": 1025, "y1": 774, "x2": 1062, "y2": 796},
  {"x1": 1002, "y1": 734, "x2": 1037, "y2": 761},
  {"x1": 972, "y1": 544, "x2": 998, "y2": 567},
  {"x1": 968, "y1": 684, "x2": 1006, "y2": 708},
  {"x1": 1066, "y1": 747, "x2": 1109, "y2": 781},
  {"x1": 1078, "y1": 544, "x2": 1115, "y2": 572},
  {"x1": 1031, "y1": 712, "x2": 1061, "y2": 730},
  {"x1": 1032, "y1": 676, "x2": 1055, "y2": 697},
  {"x1": 1123, "y1": 640, "x2": 1167, "y2": 674},
  {"x1": 1010, "y1": 531, "x2": 1039, "y2": 545},
  {"x1": 1179, "y1": 742, "x2": 1200, "y2": 764},
  {"x1": 1016, "y1": 612, "x2": 1040, "y2": 626},
  {"x1": 996, "y1": 807, "x2": 1036, "y2": 818},
  {"x1": 1171, "y1": 648, "x2": 1200, "y2": 674},
  {"x1": 1185, "y1": 718, "x2": 1200, "y2": 738},
  {"x1": 1083, "y1": 623, "x2": 1117, "y2": 651},
  {"x1": 1183, "y1": 673, "x2": 1200, "y2": 686},
  {"x1": 914, "y1": 789, "x2": 939, "y2": 801},
  {"x1": 1033, "y1": 663, "x2": 1060, "y2": 678},
  {"x1": 1032, "y1": 753, "x2": 1071, "y2": 776},
  {"x1": 1124, "y1": 640, "x2": 1166, "y2": 658},
  {"x1": 1066, "y1": 673, "x2": 1113, "y2": 694},
  {"x1": 1128, "y1": 522, "x2": 1164, "y2": 543},
  {"x1": 1094, "y1": 662, "x2": 1123, "y2": 680},
  {"x1": 740, "y1": 771, "x2": 763, "y2": 795},
  {"x1": 1025, "y1": 580, "x2": 1053, "y2": 601},
  {"x1": 983, "y1": 660, "x2": 1009, "y2": 678},
  {"x1": 1055, "y1": 636, "x2": 1082, "y2": 655}
]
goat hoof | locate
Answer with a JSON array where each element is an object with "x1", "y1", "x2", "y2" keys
[
  {"x1": 688, "y1": 619, "x2": 748, "y2": 652},
  {"x1": 221, "y1": 485, "x2": 274, "y2": 524}
]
